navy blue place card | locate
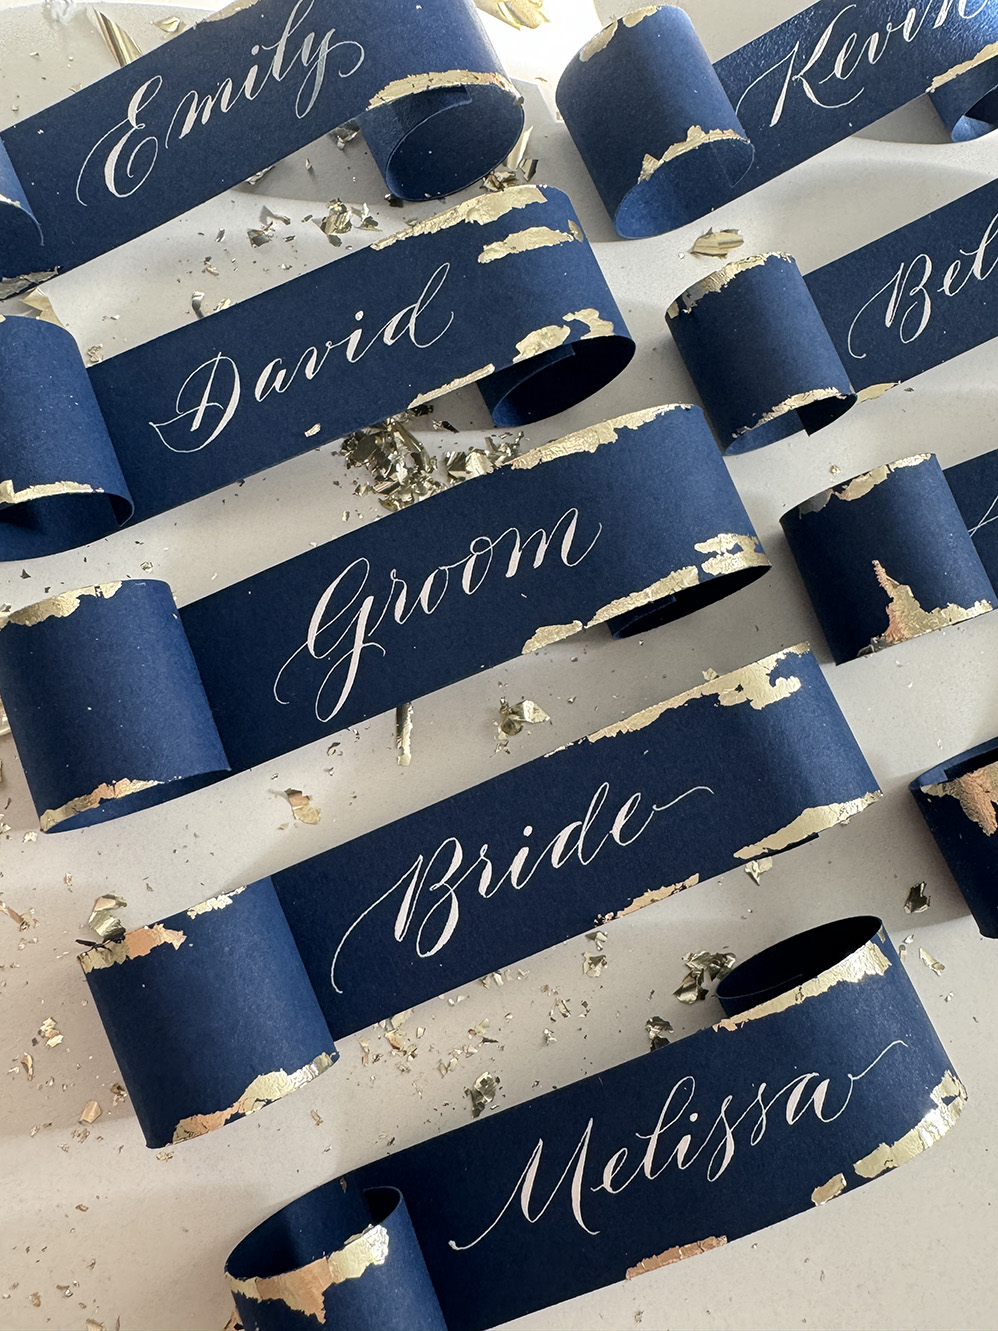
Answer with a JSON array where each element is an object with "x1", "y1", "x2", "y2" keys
[
  {"x1": 0, "y1": 0, "x2": 525, "y2": 295},
  {"x1": 0, "y1": 405, "x2": 774, "y2": 832},
  {"x1": 555, "y1": 1, "x2": 998, "y2": 237},
  {"x1": 222, "y1": 917, "x2": 964, "y2": 1331},
  {"x1": 0, "y1": 184, "x2": 634, "y2": 560},
  {"x1": 781, "y1": 453, "x2": 997, "y2": 663},
  {"x1": 79, "y1": 644, "x2": 881, "y2": 1148},
  {"x1": 667, "y1": 179, "x2": 998, "y2": 452},
  {"x1": 913, "y1": 739, "x2": 998, "y2": 937}
]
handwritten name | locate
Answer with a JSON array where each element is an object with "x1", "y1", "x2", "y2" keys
[
  {"x1": 735, "y1": 0, "x2": 989, "y2": 128},
  {"x1": 76, "y1": 0, "x2": 364, "y2": 205},
  {"x1": 149, "y1": 264, "x2": 454, "y2": 453},
  {"x1": 450, "y1": 1040, "x2": 906, "y2": 1249},
  {"x1": 846, "y1": 210, "x2": 998, "y2": 358},
  {"x1": 328, "y1": 778, "x2": 713, "y2": 989}
]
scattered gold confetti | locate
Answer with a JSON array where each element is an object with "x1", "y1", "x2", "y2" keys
[
  {"x1": 340, "y1": 412, "x2": 441, "y2": 510},
  {"x1": 396, "y1": 701, "x2": 414, "y2": 766},
  {"x1": 38, "y1": 1016, "x2": 62, "y2": 1047},
  {"x1": 444, "y1": 431, "x2": 522, "y2": 480},
  {"x1": 467, "y1": 1071, "x2": 500, "y2": 1117},
  {"x1": 79, "y1": 1100, "x2": 102, "y2": 1124},
  {"x1": 475, "y1": 0, "x2": 547, "y2": 31},
  {"x1": 919, "y1": 947, "x2": 945, "y2": 974},
  {"x1": 675, "y1": 949, "x2": 736, "y2": 1004},
  {"x1": 905, "y1": 882, "x2": 931, "y2": 914},
  {"x1": 743, "y1": 857, "x2": 773, "y2": 884},
  {"x1": 1, "y1": 900, "x2": 29, "y2": 930},
  {"x1": 689, "y1": 228, "x2": 744, "y2": 257},
  {"x1": 87, "y1": 894, "x2": 127, "y2": 942},
  {"x1": 284, "y1": 789, "x2": 321, "y2": 824},
  {"x1": 646, "y1": 1015, "x2": 673, "y2": 1050},
  {"x1": 583, "y1": 952, "x2": 608, "y2": 978},
  {"x1": 94, "y1": 10, "x2": 142, "y2": 65}
]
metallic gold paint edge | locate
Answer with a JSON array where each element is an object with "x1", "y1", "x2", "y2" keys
[
  {"x1": 734, "y1": 791, "x2": 882, "y2": 859},
  {"x1": 41, "y1": 776, "x2": 160, "y2": 833},
  {"x1": 227, "y1": 1223, "x2": 390, "y2": 1321},
  {"x1": 626, "y1": 1235, "x2": 727, "y2": 1280},
  {"x1": 173, "y1": 1052, "x2": 336, "y2": 1144},
  {"x1": 854, "y1": 1071, "x2": 967, "y2": 1177},
  {"x1": 3, "y1": 581, "x2": 123, "y2": 630}
]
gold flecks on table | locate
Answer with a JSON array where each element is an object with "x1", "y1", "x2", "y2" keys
[
  {"x1": 904, "y1": 882, "x2": 931, "y2": 914},
  {"x1": 689, "y1": 228, "x2": 744, "y2": 257},
  {"x1": 285, "y1": 789, "x2": 321, "y2": 824},
  {"x1": 467, "y1": 1071, "x2": 501, "y2": 1117},
  {"x1": 79, "y1": 1100, "x2": 102, "y2": 1124},
  {"x1": 675, "y1": 949, "x2": 736, "y2": 1004},
  {"x1": 583, "y1": 952, "x2": 608, "y2": 978},
  {"x1": 919, "y1": 947, "x2": 945, "y2": 974},
  {"x1": 646, "y1": 1015, "x2": 673, "y2": 1050},
  {"x1": 38, "y1": 1016, "x2": 62, "y2": 1047}
]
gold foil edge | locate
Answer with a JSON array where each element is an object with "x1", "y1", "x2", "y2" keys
[
  {"x1": 78, "y1": 922, "x2": 187, "y2": 973},
  {"x1": 734, "y1": 387, "x2": 849, "y2": 438},
  {"x1": 374, "y1": 186, "x2": 546, "y2": 250},
  {"x1": 511, "y1": 405, "x2": 683, "y2": 470},
  {"x1": 186, "y1": 887, "x2": 247, "y2": 919},
  {"x1": 797, "y1": 455, "x2": 931, "y2": 515},
  {"x1": 715, "y1": 938, "x2": 892, "y2": 1033},
  {"x1": 734, "y1": 792, "x2": 882, "y2": 859},
  {"x1": 408, "y1": 365, "x2": 496, "y2": 410},
  {"x1": 626, "y1": 1235, "x2": 727, "y2": 1280},
  {"x1": 854, "y1": 1071, "x2": 967, "y2": 1177},
  {"x1": 478, "y1": 225, "x2": 578, "y2": 264},
  {"x1": 600, "y1": 874, "x2": 699, "y2": 923},
  {"x1": 585, "y1": 567, "x2": 699, "y2": 628},
  {"x1": 173, "y1": 1052, "x2": 335, "y2": 1143},
  {"x1": 41, "y1": 777, "x2": 160, "y2": 833},
  {"x1": 512, "y1": 324, "x2": 571, "y2": 362},
  {"x1": 522, "y1": 621, "x2": 583, "y2": 653},
  {"x1": 928, "y1": 39, "x2": 998, "y2": 91},
  {"x1": 639, "y1": 127, "x2": 747, "y2": 184},
  {"x1": 864, "y1": 561, "x2": 992, "y2": 652},
  {"x1": 367, "y1": 69, "x2": 519, "y2": 111},
  {"x1": 668, "y1": 253, "x2": 792, "y2": 317},
  {"x1": 228, "y1": 1223, "x2": 390, "y2": 1322},
  {"x1": 579, "y1": 6, "x2": 661, "y2": 61},
  {"x1": 0, "y1": 479, "x2": 99, "y2": 507},
  {"x1": 923, "y1": 759, "x2": 998, "y2": 836},
  {"x1": 811, "y1": 1173, "x2": 847, "y2": 1205},
  {"x1": 694, "y1": 533, "x2": 769, "y2": 576},
  {"x1": 855, "y1": 381, "x2": 900, "y2": 403},
  {"x1": 2, "y1": 582, "x2": 122, "y2": 630}
]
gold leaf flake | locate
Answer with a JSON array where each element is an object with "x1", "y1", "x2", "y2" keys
[
  {"x1": 153, "y1": 15, "x2": 186, "y2": 33},
  {"x1": 0, "y1": 478, "x2": 97, "y2": 507},
  {"x1": 928, "y1": 39, "x2": 998, "y2": 91},
  {"x1": 599, "y1": 874, "x2": 699, "y2": 923},
  {"x1": 0, "y1": 270, "x2": 60, "y2": 301},
  {"x1": 87, "y1": 894, "x2": 127, "y2": 941},
  {"x1": 668, "y1": 253, "x2": 791, "y2": 316},
  {"x1": 39, "y1": 1016, "x2": 62, "y2": 1046},
  {"x1": 811, "y1": 1173, "x2": 847, "y2": 1205},
  {"x1": 186, "y1": 888, "x2": 246, "y2": 919},
  {"x1": 93, "y1": 10, "x2": 142, "y2": 65},
  {"x1": 285, "y1": 789, "x2": 321, "y2": 824},
  {"x1": 923, "y1": 759, "x2": 998, "y2": 836},
  {"x1": 904, "y1": 882, "x2": 931, "y2": 914},
  {"x1": 734, "y1": 793, "x2": 882, "y2": 859},
  {"x1": 511, "y1": 405, "x2": 682, "y2": 471},
  {"x1": 173, "y1": 1053, "x2": 334, "y2": 1141},
  {"x1": 1, "y1": 900, "x2": 28, "y2": 930},
  {"x1": 626, "y1": 1236, "x2": 727, "y2": 1280},
  {"x1": 639, "y1": 127, "x2": 747, "y2": 184},
  {"x1": 919, "y1": 947, "x2": 945, "y2": 974},
  {"x1": 690, "y1": 229, "x2": 744, "y2": 258},
  {"x1": 512, "y1": 323, "x2": 571, "y2": 362},
  {"x1": 79, "y1": 1100, "x2": 101, "y2": 1124},
  {"x1": 467, "y1": 1071, "x2": 500, "y2": 1117},
  {"x1": 478, "y1": 225, "x2": 578, "y2": 264},
  {"x1": 21, "y1": 288, "x2": 65, "y2": 326},
  {"x1": 367, "y1": 70, "x2": 519, "y2": 111},
  {"x1": 227, "y1": 1223, "x2": 389, "y2": 1320},
  {"x1": 20, "y1": 1052, "x2": 33, "y2": 1080},
  {"x1": 583, "y1": 952, "x2": 608, "y2": 978},
  {"x1": 41, "y1": 777, "x2": 160, "y2": 833},
  {"x1": 864, "y1": 561, "x2": 992, "y2": 652},
  {"x1": 579, "y1": 7, "x2": 660, "y2": 61},
  {"x1": 743, "y1": 857, "x2": 773, "y2": 884},
  {"x1": 310, "y1": 1108, "x2": 323, "y2": 1126},
  {"x1": 521, "y1": 621, "x2": 583, "y2": 653},
  {"x1": 111, "y1": 1082, "x2": 127, "y2": 1105},
  {"x1": 562, "y1": 306, "x2": 614, "y2": 338},
  {"x1": 856, "y1": 381, "x2": 900, "y2": 402},
  {"x1": 854, "y1": 1071, "x2": 967, "y2": 1177},
  {"x1": 395, "y1": 701, "x2": 414, "y2": 767},
  {"x1": 2, "y1": 582, "x2": 122, "y2": 630},
  {"x1": 374, "y1": 186, "x2": 546, "y2": 250},
  {"x1": 78, "y1": 923, "x2": 186, "y2": 974},
  {"x1": 675, "y1": 949, "x2": 736, "y2": 1003},
  {"x1": 733, "y1": 387, "x2": 851, "y2": 438},
  {"x1": 646, "y1": 1015, "x2": 673, "y2": 1050},
  {"x1": 474, "y1": 0, "x2": 547, "y2": 29},
  {"x1": 694, "y1": 533, "x2": 768, "y2": 577},
  {"x1": 497, "y1": 698, "x2": 550, "y2": 748}
]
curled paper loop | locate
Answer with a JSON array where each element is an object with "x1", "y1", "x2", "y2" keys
[
  {"x1": 80, "y1": 644, "x2": 880, "y2": 1147},
  {"x1": 224, "y1": 917, "x2": 964, "y2": 1331},
  {"x1": 227, "y1": 1184, "x2": 446, "y2": 1331},
  {"x1": 81, "y1": 880, "x2": 335, "y2": 1149},
  {"x1": 0, "y1": 405, "x2": 773, "y2": 831},
  {"x1": 556, "y1": 0, "x2": 998, "y2": 239},
  {"x1": 0, "y1": 185, "x2": 633, "y2": 558},
  {"x1": 781, "y1": 453, "x2": 996, "y2": 663},
  {"x1": 913, "y1": 740, "x2": 998, "y2": 938},
  {"x1": 0, "y1": 580, "x2": 229, "y2": 832},
  {"x1": 666, "y1": 253, "x2": 855, "y2": 452},
  {"x1": 0, "y1": 0, "x2": 525, "y2": 290},
  {"x1": 555, "y1": 6, "x2": 753, "y2": 239}
]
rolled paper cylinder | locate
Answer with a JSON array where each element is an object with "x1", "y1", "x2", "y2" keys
[
  {"x1": 0, "y1": 185, "x2": 634, "y2": 559},
  {"x1": 0, "y1": 0, "x2": 525, "y2": 294},
  {"x1": 0, "y1": 406, "x2": 774, "y2": 830},
  {"x1": 555, "y1": 0, "x2": 998, "y2": 238},
  {"x1": 555, "y1": 7, "x2": 753, "y2": 239},
  {"x1": 666, "y1": 254, "x2": 855, "y2": 452},
  {"x1": 81, "y1": 881, "x2": 336, "y2": 1149},
  {"x1": 912, "y1": 739, "x2": 998, "y2": 938},
  {"x1": 224, "y1": 917, "x2": 965, "y2": 1331},
  {"x1": 781, "y1": 454, "x2": 997, "y2": 664},
  {"x1": 227, "y1": 1184, "x2": 447, "y2": 1331},
  {"x1": 667, "y1": 178, "x2": 998, "y2": 452},
  {"x1": 79, "y1": 645, "x2": 881, "y2": 1139},
  {"x1": 0, "y1": 581, "x2": 229, "y2": 831}
]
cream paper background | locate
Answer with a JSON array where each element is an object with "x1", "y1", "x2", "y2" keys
[{"x1": 0, "y1": 1, "x2": 996, "y2": 1327}]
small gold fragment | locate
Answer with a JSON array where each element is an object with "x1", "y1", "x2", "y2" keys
[
  {"x1": 919, "y1": 947, "x2": 945, "y2": 974},
  {"x1": 512, "y1": 323, "x2": 571, "y2": 362},
  {"x1": 854, "y1": 1071, "x2": 967, "y2": 1177},
  {"x1": 153, "y1": 15, "x2": 186, "y2": 33},
  {"x1": 583, "y1": 952, "x2": 608, "y2": 978},
  {"x1": 20, "y1": 1052, "x2": 33, "y2": 1080},
  {"x1": 646, "y1": 1015, "x2": 673, "y2": 1050},
  {"x1": 396, "y1": 701, "x2": 414, "y2": 767},
  {"x1": 1, "y1": 900, "x2": 28, "y2": 929},
  {"x1": 285, "y1": 789, "x2": 321, "y2": 824},
  {"x1": 497, "y1": 698, "x2": 550, "y2": 749},
  {"x1": 87, "y1": 894, "x2": 127, "y2": 942},
  {"x1": 743, "y1": 857, "x2": 773, "y2": 884},
  {"x1": 923, "y1": 758, "x2": 998, "y2": 835},
  {"x1": 626, "y1": 1236, "x2": 727, "y2": 1280},
  {"x1": 811, "y1": 1173, "x2": 847, "y2": 1205},
  {"x1": 39, "y1": 1016, "x2": 62, "y2": 1046},
  {"x1": 904, "y1": 882, "x2": 931, "y2": 914},
  {"x1": 675, "y1": 949, "x2": 736, "y2": 1004},
  {"x1": 79, "y1": 1100, "x2": 101, "y2": 1124},
  {"x1": 467, "y1": 1071, "x2": 501, "y2": 1117},
  {"x1": 690, "y1": 228, "x2": 744, "y2": 258}
]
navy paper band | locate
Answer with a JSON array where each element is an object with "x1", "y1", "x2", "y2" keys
[
  {"x1": 223, "y1": 918, "x2": 964, "y2": 1331},
  {"x1": 912, "y1": 740, "x2": 998, "y2": 937},
  {"x1": 555, "y1": 1, "x2": 998, "y2": 238},
  {"x1": 667, "y1": 179, "x2": 998, "y2": 451},
  {"x1": 79, "y1": 644, "x2": 880, "y2": 1148},
  {"x1": 781, "y1": 453, "x2": 997, "y2": 662},
  {"x1": 0, "y1": 184, "x2": 633, "y2": 559},
  {"x1": 0, "y1": 0, "x2": 525, "y2": 294},
  {"x1": 0, "y1": 405, "x2": 774, "y2": 832}
]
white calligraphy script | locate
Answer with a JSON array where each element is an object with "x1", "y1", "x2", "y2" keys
[
  {"x1": 449, "y1": 1039, "x2": 907, "y2": 1249},
  {"x1": 328, "y1": 778, "x2": 714, "y2": 988},
  {"x1": 76, "y1": 0, "x2": 364, "y2": 204}
]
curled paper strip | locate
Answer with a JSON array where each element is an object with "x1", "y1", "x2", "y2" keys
[
  {"x1": 913, "y1": 739, "x2": 998, "y2": 937},
  {"x1": 0, "y1": 0, "x2": 526, "y2": 295},
  {"x1": 667, "y1": 181, "x2": 998, "y2": 452},
  {"x1": 221, "y1": 917, "x2": 964, "y2": 1331},
  {"x1": 781, "y1": 451, "x2": 998, "y2": 662},
  {"x1": 0, "y1": 184, "x2": 633, "y2": 559},
  {"x1": 80, "y1": 644, "x2": 880, "y2": 1146},
  {"x1": 555, "y1": 0, "x2": 998, "y2": 238},
  {"x1": 0, "y1": 405, "x2": 773, "y2": 832}
]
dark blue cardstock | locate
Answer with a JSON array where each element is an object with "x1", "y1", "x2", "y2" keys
[
  {"x1": 79, "y1": 644, "x2": 881, "y2": 1148},
  {"x1": 222, "y1": 918, "x2": 964, "y2": 1331},
  {"x1": 0, "y1": 0, "x2": 524, "y2": 293},
  {"x1": 556, "y1": 1, "x2": 998, "y2": 237}
]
